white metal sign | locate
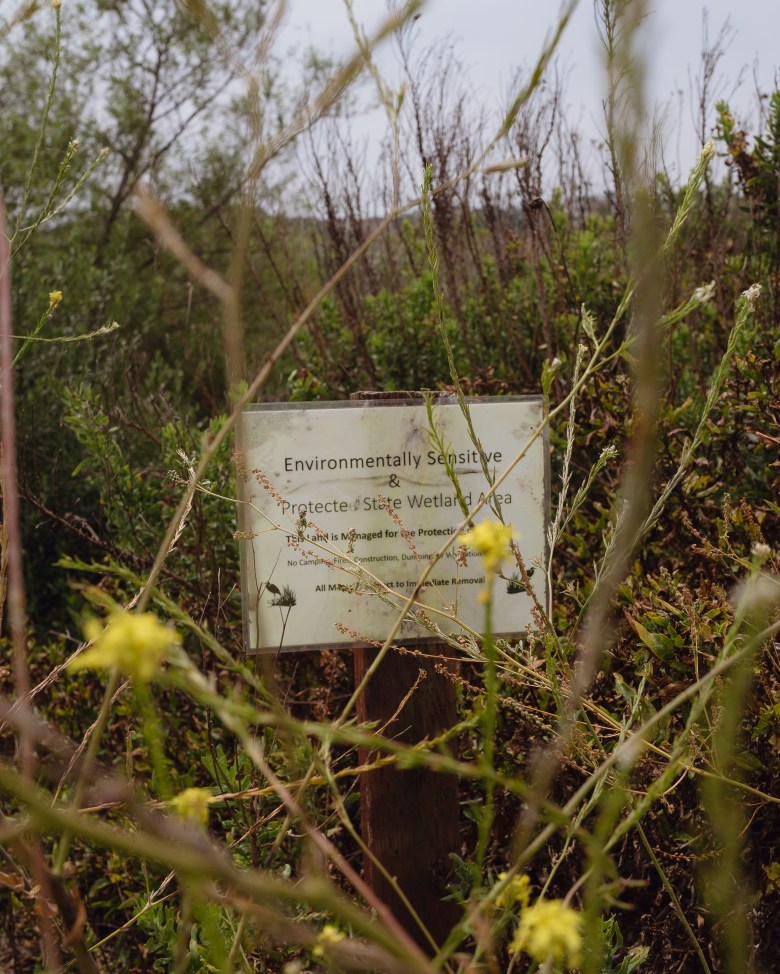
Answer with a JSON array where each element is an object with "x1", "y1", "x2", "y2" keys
[{"x1": 238, "y1": 396, "x2": 548, "y2": 652}]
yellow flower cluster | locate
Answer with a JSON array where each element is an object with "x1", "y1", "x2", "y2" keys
[
  {"x1": 48, "y1": 290, "x2": 63, "y2": 308},
  {"x1": 312, "y1": 924, "x2": 344, "y2": 958},
  {"x1": 70, "y1": 611, "x2": 180, "y2": 682},
  {"x1": 169, "y1": 787, "x2": 213, "y2": 827},
  {"x1": 495, "y1": 871, "x2": 531, "y2": 910},
  {"x1": 458, "y1": 520, "x2": 515, "y2": 574},
  {"x1": 511, "y1": 898, "x2": 583, "y2": 968}
]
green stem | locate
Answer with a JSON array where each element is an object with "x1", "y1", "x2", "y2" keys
[
  {"x1": 53, "y1": 669, "x2": 120, "y2": 873},
  {"x1": 636, "y1": 820, "x2": 713, "y2": 974},
  {"x1": 226, "y1": 913, "x2": 251, "y2": 972},
  {"x1": 135, "y1": 682, "x2": 173, "y2": 800},
  {"x1": 476, "y1": 577, "x2": 496, "y2": 876},
  {"x1": 14, "y1": 5, "x2": 61, "y2": 240}
]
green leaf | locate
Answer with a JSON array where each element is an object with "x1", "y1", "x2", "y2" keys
[{"x1": 628, "y1": 617, "x2": 675, "y2": 661}]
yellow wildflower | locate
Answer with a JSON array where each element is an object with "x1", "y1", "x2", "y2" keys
[
  {"x1": 169, "y1": 787, "x2": 213, "y2": 828},
  {"x1": 511, "y1": 899, "x2": 583, "y2": 968},
  {"x1": 70, "y1": 611, "x2": 180, "y2": 682},
  {"x1": 495, "y1": 872, "x2": 531, "y2": 910},
  {"x1": 48, "y1": 290, "x2": 63, "y2": 308},
  {"x1": 312, "y1": 924, "x2": 344, "y2": 958},
  {"x1": 458, "y1": 520, "x2": 516, "y2": 574}
]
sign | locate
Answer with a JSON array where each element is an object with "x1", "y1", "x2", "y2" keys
[{"x1": 237, "y1": 396, "x2": 548, "y2": 652}]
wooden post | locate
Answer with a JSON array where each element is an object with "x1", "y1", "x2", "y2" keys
[{"x1": 351, "y1": 391, "x2": 460, "y2": 951}]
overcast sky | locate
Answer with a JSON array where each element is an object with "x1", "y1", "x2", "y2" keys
[{"x1": 277, "y1": 0, "x2": 778, "y2": 187}]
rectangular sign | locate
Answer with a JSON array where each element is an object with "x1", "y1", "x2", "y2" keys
[{"x1": 237, "y1": 396, "x2": 548, "y2": 652}]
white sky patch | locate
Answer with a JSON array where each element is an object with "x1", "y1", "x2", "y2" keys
[{"x1": 275, "y1": 0, "x2": 778, "y2": 195}]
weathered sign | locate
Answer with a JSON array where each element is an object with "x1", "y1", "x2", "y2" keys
[{"x1": 238, "y1": 396, "x2": 548, "y2": 652}]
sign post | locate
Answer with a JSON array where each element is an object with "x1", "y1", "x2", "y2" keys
[
  {"x1": 348, "y1": 391, "x2": 460, "y2": 950},
  {"x1": 237, "y1": 393, "x2": 548, "y2": 949}
]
